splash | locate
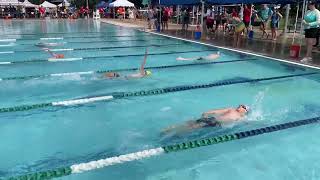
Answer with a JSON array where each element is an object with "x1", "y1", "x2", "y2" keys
[{"x1": 247, "y1": 88, "x2": 269, "y2": 122}]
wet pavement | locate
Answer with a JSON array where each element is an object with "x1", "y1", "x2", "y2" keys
[
  {"x1": 159, "y1": 29, "x2": 320, "y2": 67},
  {"x1": 103, "y1": 19, "x2": 320, "y2": 68}
]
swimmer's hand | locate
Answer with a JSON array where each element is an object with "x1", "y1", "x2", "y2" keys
[{"x1": 42, "y1": 48, "x2": 49, "y2": 51}]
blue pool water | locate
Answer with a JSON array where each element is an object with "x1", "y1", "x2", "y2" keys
[{"x1": 1, "y1": 20, "x2": 320, "y2": 180}]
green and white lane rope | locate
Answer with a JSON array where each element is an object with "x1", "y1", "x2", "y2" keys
[
  {"x1": 7, "y1": 116, "x2": 320, "y2": 180},
  {"x1": 0, "y1": 58, "x2": 257, "y2": 81},
  {"x1": 0, "y1": 72, "x2": 317, "y2": 113}
]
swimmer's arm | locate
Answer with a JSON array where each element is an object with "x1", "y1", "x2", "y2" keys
[
  {"x1": 202, "y1": 108, "x2": 231, "y2": 118},
  {"x1": 176, "y1": 57, "x2": 201, "y2": 61},
  {"x1": 44, "y1": 48, "x2": 55, "y2": 56},
  {"x1": 139, "y1": 48, "x2": 148, "y2": 75},
  {"x1": 203, "y1": 53, "x2": 220, "y2": 60}
]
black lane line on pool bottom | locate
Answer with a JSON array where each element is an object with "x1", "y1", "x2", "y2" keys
[
  {"x1": 12, "y1": 43, "x2": 184, "y2": 53},
  {"x1": 0, "y1": 72, "x2": 317, "y2": 114},
  {"x1": 18, "y1": 38, "x2": 168, "y2": 46},
  {"x1": 0, "y1": 31, "x2": 133, "y2": 36},
  {"x1": 0, "y1": 50, "x2": 215, "y2": 65},
  {"x1": 0, "y1": 58, "x2": 258, "y2": 81},
  {"x1": 9, "y1": 34, "x2": 153, "y2": 41}
]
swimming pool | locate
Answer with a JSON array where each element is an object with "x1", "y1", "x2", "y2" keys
[{"x1": 1, "y1": 19, "x2": 320, "y2": 180}]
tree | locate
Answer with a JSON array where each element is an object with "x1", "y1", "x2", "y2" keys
[
  {"x1": 29, "y1": 0, "x2": 44, "y2": 5},
  {"x1": 69, "y1": 0, "x2": 99, "y2": 8}
]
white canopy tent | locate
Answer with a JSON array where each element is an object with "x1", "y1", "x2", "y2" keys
[
  {"x1": 109, "y1": 0, "x2": 134, "y2": 19},
  {"x1": 23, "y1": 0, "x2": 38, "y2": 7},
  {"x1": 0, "y1": 0, "x2": 38, "y2": 7},
  {"x1": 0, "y1": 0, "x2": 21, "y2": 6},
  {"x1": 109, "y1": 0, "x2": 134, "y2": 7},
  {"x1": 40, "y1": 1, "x2": 57, "y2": 8},
  {"x1": 58, "y1": 0, "x2": 70, "y2": 7}
]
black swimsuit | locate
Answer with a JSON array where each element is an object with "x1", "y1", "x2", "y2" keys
[{"x1": 196, "y1": 117, "x2": 222, "y2": 128}]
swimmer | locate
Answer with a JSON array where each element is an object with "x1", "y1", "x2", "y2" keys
[
  {"x1": 105, "y1": 48, "x2": 152, "y2": 79},
  {"x1": 43, "y1": 48, "x2": 65, "y2": 59},
  {"x1": 35, "y1": 42, "x2": 63, "y2": 47},
  {"x1": 161, "y1": 105, "x2": 250, "y2": 135},
  {"x1": 176, "y1": 52, "x2": 220, "y2": 61}
]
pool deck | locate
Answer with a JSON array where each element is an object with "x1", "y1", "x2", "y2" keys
[{"x1": 101, "y1": 19, "x2": 320, "y2": 68}]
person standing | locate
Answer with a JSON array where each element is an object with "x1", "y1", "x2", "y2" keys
[
  {"x1": 243, "y1": 5, "x2": 252, "y2": 35},
  {"x1": 162, "y1": 7, "x2": 169, "y2": 30},
  {"x1": 301, "y1": 1, "x2": 320, "y2": 62},
  {"x1": 181, "y1": 9, "x2": 190, "y2": 31},
  {"x1": 270, "y1": 7, "x2": 283, "y2": 41},
  {"x1": 258, "y1": 4, "x2": 273, "y2": 39}
]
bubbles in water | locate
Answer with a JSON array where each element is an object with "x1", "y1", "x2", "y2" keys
[
  {"x1": 161, "y1": 107, "x2": 171, "y2": 112},
  {"x1": 60, "y1": 74, "x2": 83, "y2": 81}
]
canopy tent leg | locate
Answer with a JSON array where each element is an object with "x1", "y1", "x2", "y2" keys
[
  {"x1": 196, "y1": 5, "x2": 199, "y2": 25},
  {"x1": 192, "y1": 5, "x2": 195, "y2": 25},
  {"x1": 177, "y1": 5, "x2": 180, "y2": 25},
  {"x1": 284, "y1": 4, "x2": 291, "y2": 34},
  {"x1": 159, "y1": 0, "x2": 161, "y2": 31},
  {"x1": 201, "y1": 0, "x2": 204, "y2": 32}
]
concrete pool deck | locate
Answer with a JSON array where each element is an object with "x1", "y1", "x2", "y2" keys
[{"x1": 101, "y1": 18, "x2": 320, "y2": 68}]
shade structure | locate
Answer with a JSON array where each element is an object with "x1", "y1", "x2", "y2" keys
[
  {"x1": 156, "y1": 0, "x2": 300, "y2": 5},
  {"x1": 40, "y1": 1, "x2": 57, "y2": 8},
  {"x1": 206, "y1": 0, "x2": 298, "y2": 4},
  {"x1": 109, "y1": 0, "x2": 134, "y2": 7},
  {"x1": 96, "y1": 0, "x2": 107, "y2": 8},
  {"x1": 58, "y1": 0, "x2": 70, "y2": 7},
  {"x1": 23, "y1": 0, "x2": 38, "y2": 7},
  {"x1": 0, "y1": 0, "x2": 21, "y2": 6},
  {"x1": 158, "y1": 0, "x2": 200, "y2": 5}
]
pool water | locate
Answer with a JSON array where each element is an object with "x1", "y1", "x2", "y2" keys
[{"x1": 1, "y1": 20, "x2": 320, "y2": 180}]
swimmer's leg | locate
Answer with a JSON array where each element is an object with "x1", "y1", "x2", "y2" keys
[{"x1": 161, "y1": 121, "x2": 205, "y2": 135}]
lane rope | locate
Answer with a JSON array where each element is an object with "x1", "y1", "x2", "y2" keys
[
  {"x1": 0, "y1": 39, "x2": 16, "y2": 42},
  {"x1": 0, "y1": 58, "x2": 256, "y2": 81},
  {"x1": 7, "y1": 34, "x2": 152, "y2": 41},
  {"x1": 7, "y1": 116, "x2": 320, "y2": 180},
  {"x1": 0, "y1": 50, "x2": 213, "y2": 65},
  {"x1": 18, "y1": 38, "x2": 168, "y2": 46},
  {"x1": 0, "y1": 31, "x2": 142, "y2": 36},
  {"x1": 8, "y1": 43, "x2": 183, "y2": 53},
  {"x1": 0, "y1": 72, "x2": 316, "y2": 114}
]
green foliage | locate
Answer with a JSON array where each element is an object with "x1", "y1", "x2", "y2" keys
[{"x1": 29, "y1": 0, "x2": 43, "y2": 5}]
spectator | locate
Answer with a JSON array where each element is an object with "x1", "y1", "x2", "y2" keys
[
  {"x1": 181, "y1": 9, "x2": 190, "y2": 31},
  {"x1": 258, "y1": 4, "x2": 273, "y2": 39},
  {"x1": 162, "y1": 7, "x2": 169, "y2": 30},
  {"x1": 243, "y1": 5, "x2": 252, "y2": 34},
  {"x1": 301, "y1": 1, "x2": 320, "y2": 62},
  {"x1": 270, "y1": 7, "x2": 283, "y2": 41}
]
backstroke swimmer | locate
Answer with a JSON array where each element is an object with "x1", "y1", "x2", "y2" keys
[
  {"x1": 176, "y1": 52, "x2": 220, "y2": 61},
  {"x1": 105, "y1": 48, "x2": 152, "y2": 79},
  {"x1": 161, "y1": 105, "x2": 250, "y2": 135}
]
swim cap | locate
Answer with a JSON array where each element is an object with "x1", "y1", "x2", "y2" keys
[{"x1": 146, "y1": 70, "x2": 152, "y2": 76}]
